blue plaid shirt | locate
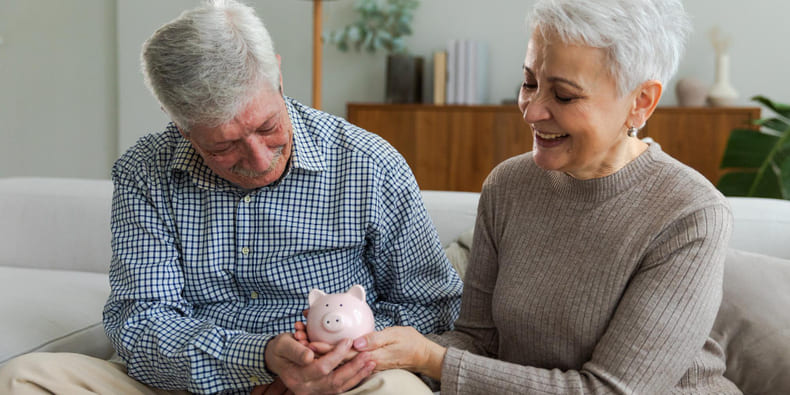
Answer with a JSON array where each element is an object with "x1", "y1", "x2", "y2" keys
[{"x1": 103, "y1": 97, "x2": 463, "y2": 394}]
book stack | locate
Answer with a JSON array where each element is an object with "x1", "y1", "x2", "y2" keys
[{"x1": 432, "y1": 39, "x2": 489, "y2": 105}]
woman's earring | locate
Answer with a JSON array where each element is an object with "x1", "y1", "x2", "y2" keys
[{"x1": 627, "y1": 126, "x2": 639, "y2": 138}]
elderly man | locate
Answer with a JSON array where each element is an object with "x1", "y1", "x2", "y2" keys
[{"x1": 0, "y1": 1, "x2": 461, "y2": 394}]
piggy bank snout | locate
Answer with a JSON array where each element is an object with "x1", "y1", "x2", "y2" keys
[{"x1": 320, "y1": 312, "x2": 348, "y2": 333}]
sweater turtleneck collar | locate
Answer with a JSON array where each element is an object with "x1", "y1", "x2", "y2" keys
[{"x1": 544, "y1": 143, "x2": 663, "y2": 204}]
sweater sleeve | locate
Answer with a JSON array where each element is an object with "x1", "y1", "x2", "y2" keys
[
  {"x1": 439, "y1": 201, "x2": 733, "y2": 394},
  {"x1": 430, "y1": 179, "x2": 500, "y2": 355}
]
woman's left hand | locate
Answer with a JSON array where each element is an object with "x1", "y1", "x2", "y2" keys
[{"x1": 351, "y1": 326, "x2": 447, "y2": 380}]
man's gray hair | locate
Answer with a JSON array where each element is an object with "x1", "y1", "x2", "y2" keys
[
  {"x1": 142, "y1": 0, "x2": 279, "y2": 131},
  {"x1": 529, "y1": 0, "x2": 691, "y2": 97}
]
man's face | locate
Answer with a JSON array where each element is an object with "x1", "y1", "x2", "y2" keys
[{"x1": 184, "y1": 86, "x2": 293, "y2": 189}]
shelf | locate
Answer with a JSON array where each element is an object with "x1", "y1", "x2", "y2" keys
[{"x1": 348, "y1": 103, "x2": 761, "y2": 192}]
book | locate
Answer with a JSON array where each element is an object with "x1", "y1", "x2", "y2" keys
[
  {"x1": 465, "y1": 40, "x2": 476, "y2": 104},
  {"x1": 455, "y1": 40, "x2": 466, "y2": 105},
  {"x1": 472, "y1": 41, "x2": 488, "y2": 104},
  {"x1": 433, "y1": 51, "x2": 447, "y2": 105},
  {"x1": 445, "y1": 39, "x2": 489, "y2": 105},
  {"x1": 446, "y1": 40, "x2": 456, "y2": 104}
]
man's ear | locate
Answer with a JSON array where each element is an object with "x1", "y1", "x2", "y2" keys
[
  {"x1": 175, "y1": 124, "x2": 189, "y2": 140},
  {"x1": 630, "y1": 80, "x2": 662, "y2": 128},
  {"x1": 276, "y1": 54, "x2": 284, "y2": 95}
]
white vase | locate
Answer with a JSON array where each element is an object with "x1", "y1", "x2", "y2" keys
[{"x1": 707, "y1": 53, "x2": 738, "y2": 107}]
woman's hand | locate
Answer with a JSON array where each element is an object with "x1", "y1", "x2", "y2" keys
[{"x1": 352, "y1": 326, "x2": 447, "y2": 380}]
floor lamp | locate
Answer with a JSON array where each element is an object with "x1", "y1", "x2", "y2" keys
[{"x1": 307, "y1": 0, "x2": 337, "y2": 111}]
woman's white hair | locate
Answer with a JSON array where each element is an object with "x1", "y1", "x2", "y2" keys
[
  {"x1": 141, "y1": 0, "x2": 279, "y2": 131},
  {"x1": 529, "y1": 0, "x2": 692, "y2": 97}
]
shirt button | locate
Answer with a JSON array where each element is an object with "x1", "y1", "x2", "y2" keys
[
  {"x1": 250, "y1": 375, "x2": 261, "y2": 384},
  {"x1": 251, "y1": 291, "x2": 259, "y2": 299},
  {"x1": 243, "y1": 195, "x2": 251, "y2": 203},
  {"x1": 242, "y1": 247, "x2": 250, "y2": 255}
]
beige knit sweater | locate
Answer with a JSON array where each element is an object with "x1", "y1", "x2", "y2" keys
[{"x1": 434, "y1": 144, "x2": 741, "y2": 394}]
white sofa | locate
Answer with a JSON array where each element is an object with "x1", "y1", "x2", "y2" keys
[{"x1": 1, "y1": 177, "x2": 789, "y2": 394}]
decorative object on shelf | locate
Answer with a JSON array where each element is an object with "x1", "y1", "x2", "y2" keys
[
  {"x1": 718, "y1": 95, "x2": 790, "y2": 200},
  {"x1": 386, "y1": 54, "x2": 423, "y2": 103},
  {"x1": 675, "y1": 77, "x2": 707, "y2": 107},
  {"x1": 326, "y1": 0, "x2": 423, "y2": 103},
  {"x1": 445, "y1": 39, "x2": 489, "y2": 105},
  {"x1": 301, "y1": 0, "x2": 339, "y2": 110},
  {"x1": 706, "y1": 27, "x2": 739, "y2": 107}
]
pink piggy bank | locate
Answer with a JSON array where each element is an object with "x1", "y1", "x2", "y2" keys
[{"x1": 306, "y1": 284, "x2": 375, "y2": 345}]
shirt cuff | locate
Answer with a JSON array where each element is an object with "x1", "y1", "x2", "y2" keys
[{"x1": 220, "y1": 333, "x2": 276, "y2": 387}]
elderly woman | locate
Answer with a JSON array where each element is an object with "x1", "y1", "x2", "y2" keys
[{"x1": 343, "y1": 0, "x2": 743, "y2": 393}]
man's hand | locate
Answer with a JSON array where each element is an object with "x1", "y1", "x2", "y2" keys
[
  {"x1": 265, "y1": 332, "x2": 375, "y2": 394},
  {"x1": 250, "y1": 377, "x2": 292, "y2": 395},
  {"x1": 293, "y1": 321, "x2": 310, "y2": 347}
]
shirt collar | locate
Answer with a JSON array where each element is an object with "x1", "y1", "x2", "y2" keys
[
  {"x1": 170, "y1": 96, "x2": 325, "y2": 191},
  {"x1": 285, "y1": 97, "x2": 325, "y2": 173}
]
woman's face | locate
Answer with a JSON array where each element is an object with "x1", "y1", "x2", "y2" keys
[{"x1": 518, "y1": 29, "x2": 638, "y2": 179}]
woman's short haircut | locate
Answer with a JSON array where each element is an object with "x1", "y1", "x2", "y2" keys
[
  {"x1": 141, "y1": 0, "x2": 279, "y2": 131},
  {"x1": 529, "y1": 0, "x2": 692, "y2": 97}
]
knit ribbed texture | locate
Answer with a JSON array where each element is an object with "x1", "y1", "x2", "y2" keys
[{"x1": 435, "y1": 144, "x2": 742, "y2": 394}]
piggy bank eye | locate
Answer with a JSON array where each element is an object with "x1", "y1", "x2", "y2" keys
[
  {"x1": 339, "y1": 304, "x2": 343, "y2": 307},
  {"x1": 325, "y1": 304, "x2": 329, "y2": 307}
]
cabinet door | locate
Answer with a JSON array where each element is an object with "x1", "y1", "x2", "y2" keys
[
  {"x1": 348, "y1": 104, "x2": 531, "y2": 191},
  {"x1": 643, "y1": 107, "x2": 760, "y2": 184}
]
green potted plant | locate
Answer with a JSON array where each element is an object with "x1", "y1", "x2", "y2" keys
[
  {"x1": 717, "y1": 95, "x2": 790, "y2": 199},
  {"x1": 325, "y1": 0, "x2": 423, "y2": 103}
]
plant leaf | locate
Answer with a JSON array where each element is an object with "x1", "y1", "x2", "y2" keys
[
  {"x1": 754, "y1": 117, "x2": 790, "y2": 134},
  {"x1": 720, "y1": 129, "x2": 779, "y2": 168},
  {"x1": 718, "y1": 169, "x2": 781, "y2": 198},
  {"x1": 717, "y1": 172, "x2": 757, "y2": 197},
  {"x1": 752, "y1": 95, "x2": 790, "y2": 119},
  {"x1": 780, "y1": 154, "x2": 790, "y2": 199},
  {"x1": 751, "y1": 165, "x2": 783, "y2": 198},
  {"x1": 347, "y1": 25, "x2": 361, "y2": 42},
  {"x1": 327, "y1": 0, "x2": 418, "y2": 54}
]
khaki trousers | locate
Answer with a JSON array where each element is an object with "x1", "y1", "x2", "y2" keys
[{"x1": 0, "y1": 352, "x2": 432, "y2": 395}]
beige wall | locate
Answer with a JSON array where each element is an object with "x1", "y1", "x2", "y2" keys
[
  {"x1": 1, "y1": 0, "x2": 788, "y2": 178},
  {"x1": 0, "y1": 0, "x2": 117, "y2": 179}
]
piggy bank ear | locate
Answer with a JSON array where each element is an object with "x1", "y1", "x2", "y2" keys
[
  {"x1": 348, "y1": 284, "x2": 366, "y2": 302},
  {"x1": 308, "y1": 289, "x2": 326, "y2": 306}
]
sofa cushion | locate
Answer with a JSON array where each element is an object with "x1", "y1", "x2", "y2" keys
[
  {"x1": 712, "y1": 248, "x2": 790, "y2": 395},
  {"x1": 421, "y1": 191, "x2": 478, "y2": 247},
  {"x1": 444, "y1": 227, "x2": 474, "y2": 280},
  {"x1": 0, "y1": 266, "x2": 114, "y2": 365},
  {"x1": 728, "y1": 197, "x2": 790, "y2": 260},
  {"x1": 0, "y1": 177, "x2": 113, "y2": 273}
]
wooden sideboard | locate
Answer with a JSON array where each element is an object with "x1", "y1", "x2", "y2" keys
[{"x1": 347, "y1": 103, "x2": 761, "y2": 192}]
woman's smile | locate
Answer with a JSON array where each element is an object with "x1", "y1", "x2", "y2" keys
[{"x1": 532, "y1": 126, "x2": 570, "y2": 148}]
